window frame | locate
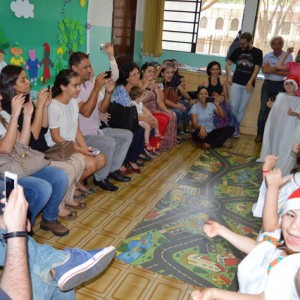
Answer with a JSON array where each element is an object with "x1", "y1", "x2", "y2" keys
[{"x1": 162, "y1": 0, "x2": 202, "y2": 53}]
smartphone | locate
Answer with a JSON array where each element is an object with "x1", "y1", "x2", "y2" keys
[
  {"x1": 156, "y1": 83, "x2": 163, "y2": 90},
  {"x1": 24, "y1": 93, "x2": 30, "y2": 103},
  {"x1": 92, "y1": 149, "x2": 100, "y2": 156},
  {"x1": 47, "y1": 85, "x2": 51, "y2": 92},
  {"x1": 4, "y1": 171, "x2": 17, "y2": 203},
  {"x1": 104, "y1": 70, "x2": 112, "y2": 79},
  {"x1": 206, "y1": 97, "x2": 215, "y2": 103},
  {"x1": 166, "y1": 62, "x2": 176, "y2": 69}
]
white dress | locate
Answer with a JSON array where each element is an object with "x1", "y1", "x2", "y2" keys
[
  {"x1": 238, "y1": 231, "x2": 300, "y2": 299},
  {"x1": 257, "y1": 93, "x2": 300, "y2": 176},
  {"x1": 252, "y1": 173, "x2": 300, "y2": 219},
  {"x1": 131, "y1": 100, "x2": 144, "y2": 125}
]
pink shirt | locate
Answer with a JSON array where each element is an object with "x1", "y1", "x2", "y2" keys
[
  {"x1": 77, "y1": 81, "x2": 104, "y2": 136},
  {"x1": 286, "y1": 62, "x2": 300, "y2": 96}
]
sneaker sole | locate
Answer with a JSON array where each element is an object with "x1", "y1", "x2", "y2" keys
[{"x1": 57, "y1": 246, "x2": 116, "y2": 291}]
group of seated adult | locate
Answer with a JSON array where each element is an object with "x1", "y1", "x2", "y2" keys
[{"x1": 0, "y1": 43, "x2": 240, "y2": 237}]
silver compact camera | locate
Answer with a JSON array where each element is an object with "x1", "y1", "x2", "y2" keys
[{"x1": 100, "y1": 42, "x2": 110, "y2": 50}]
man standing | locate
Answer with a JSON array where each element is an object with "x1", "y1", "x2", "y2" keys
[
  {"x1": 255, "y1": 36, "x2": 292, "y2": 143},
  {"x1": 69, "y1": 45, "x2": 133, "y2": 192},
  {"x1": 226, "y1": 32, "x2": 263, "y2": 137}
]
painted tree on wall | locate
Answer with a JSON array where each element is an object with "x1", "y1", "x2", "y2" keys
[
  {"x1": 57, "y1": 16, "x2": 84, "y2": 59},
  {"x1": 0, "y1": 27, "x2": 10, "y2": 50}
]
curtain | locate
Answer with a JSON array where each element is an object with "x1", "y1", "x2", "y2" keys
[{"x1": 142, "y1": 0, "x2": 165, "y2": 57}]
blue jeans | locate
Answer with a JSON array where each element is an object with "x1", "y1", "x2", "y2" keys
[
  {"x1": 256, "y1": 80, "x2": 284, "y2": 136},
  {"x1": 229, "y1": 83, "x2": 253, "y2": 124},
  {"x1": 169, "y1": 107, "x2": 190, "y2": 128},
  {"x1": 85, "y1": 128, "x2": 133, "y2": 181},
  {"x1": 0, "y1": 166, "x2": 68, "y2": 225},
  {"x1": 0, "y1": 229, "x2": 75, "y2": 299}
]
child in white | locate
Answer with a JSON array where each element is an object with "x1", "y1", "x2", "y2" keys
[
  {"x1": 253, "y1": 148, "x2": 300, "y2": 236},
  {"x1": 191, "y1": 186, "x2": 300, "y2": 300},
  {"x1": 129, "y1": 86, "x2": 163, "y2": 151}
]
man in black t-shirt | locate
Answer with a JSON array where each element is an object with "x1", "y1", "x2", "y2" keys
[{"x1": 225, "y1": 32, "x2": 263, "y2": 137}]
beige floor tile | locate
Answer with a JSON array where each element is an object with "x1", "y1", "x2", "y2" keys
[
  {"x1": 78, "y1": 209, "x2": 111, "y2": 228},
  {"x1": 144, "y1": 276, "x2": 190, "y2": 300},
  {"x1": 102, "y1": 215, "x2": 136, "y2": 237},
  {"x1": 106, "y1": 266, "x2": 158, "y2": 300},
  {"x1": 119, "y1": 202, "x2": 149, "y2": 219}
]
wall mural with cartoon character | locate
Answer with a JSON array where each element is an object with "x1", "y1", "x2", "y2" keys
[{"x1": 0, "y1": 0, "x2": 88, "y2": 93}]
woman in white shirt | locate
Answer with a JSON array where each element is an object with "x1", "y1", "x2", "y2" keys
[{"x1": 47, "y1": 69, "x2": 106, "y2": 190}]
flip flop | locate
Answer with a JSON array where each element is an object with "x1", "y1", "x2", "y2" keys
[
  {"x1": 58, "y1": 211, "x2": 77, "y2": 221},
  {"x1": 65, "y1": 201, "x2": 86, "y2": 210}
]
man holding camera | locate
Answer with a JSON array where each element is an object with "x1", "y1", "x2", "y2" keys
[{"x1": 69, "y1": 44, "x2": 133, "y2": 192}]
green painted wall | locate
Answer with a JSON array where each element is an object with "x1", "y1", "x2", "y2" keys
[
  {"x1": 89, "y1": 26, "x2": 112, "y2": 74},
  {"x1": 0, "y1": 0, "x2": 88, "y2": 86}
]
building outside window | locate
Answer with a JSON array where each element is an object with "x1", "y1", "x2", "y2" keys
[{"x1": 162, "y1": 0, "x2": 245, "y2": 56}]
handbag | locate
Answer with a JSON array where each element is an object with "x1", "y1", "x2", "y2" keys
[
  {"x1": 0, "y1": 142, "x2": 50, "y2": 178},
  {"x1": 44, "y1": 140, "x2": 75, "y2": 161},
  {"x1": 108, "y1": 102, "x2": 139, "y2": 132}
]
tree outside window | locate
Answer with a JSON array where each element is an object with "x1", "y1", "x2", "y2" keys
[{"x1": 254, "y1": 0, "x2": 300, "y2": 56}]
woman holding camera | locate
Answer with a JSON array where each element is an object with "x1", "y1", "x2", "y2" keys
[
  {"x1": 139, "y1": 62, "x2": 177, "y2": 152},
  {"x1": 1, "y1": 65, "x2": 88, "y2": 223},
  {"x1": 112, "y1": 62, "x2": 145, "y2": 173},
  {"x1": 0, "y1": 65, "x2": 70, "y2": 236},
  {"x1": 191, "y1": 86, "x2": 234, "y2": 150}
]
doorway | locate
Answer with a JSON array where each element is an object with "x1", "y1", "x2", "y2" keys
[{"x1": 112, "y1": 0, "x2": 137, "y2": 68}]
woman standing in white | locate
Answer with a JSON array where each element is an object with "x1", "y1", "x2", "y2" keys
[{"x1": 257, "y1": 74, "x2": 300, "y2": 176}]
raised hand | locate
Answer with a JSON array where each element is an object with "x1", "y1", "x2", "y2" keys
[
  {"x1": 263, "y1": 155, "x2": 278, "y2": 171},
  {"x1": 203, "y1": 220, "x2": 221, "y2": 238},
  {"x1": 265, "y1": 168, "x2": 291, "y2": 189},
  {"x1": 11, "y1": 94, "x2": 25, "y2": 118}
]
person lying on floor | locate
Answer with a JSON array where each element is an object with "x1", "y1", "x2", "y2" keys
[{"x1": 0, "y1": 184, "x2": 115, "y2": 300}]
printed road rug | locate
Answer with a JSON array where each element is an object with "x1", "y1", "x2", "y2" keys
[{"x1": 116, "y1": 149, "x2": 262, "y2": 291}]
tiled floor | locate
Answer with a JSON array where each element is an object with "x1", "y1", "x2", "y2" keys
[{"x1": 34, "y1": 134, "x2": 261, "y2": 300}]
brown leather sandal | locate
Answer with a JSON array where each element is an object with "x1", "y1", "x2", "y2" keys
[
  {"x1": 65, "y1": 201, "x2": 86, "y2": 210},
  {"x1": 58, "y1": 211, "x2": 77, "y2": 221}
]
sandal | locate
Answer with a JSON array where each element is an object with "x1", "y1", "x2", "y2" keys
[
  {"x1": 65, "y1": 201, "x2": 86, "y2": 210},
  {"x1": 74, "y1": 193, "x2": 86, "y2": 201},
  {"x1": 155, "y1": 133, "x2": 165, "y2": 140},
  {"x1": 144, "y1": 143, "x2": 153, "y2": 151},
  {"x1": 77, "y1": 187, "x2": 95, "y2": 194},
  {"x1": 201, "y1": 143, "x2": 211, "y2": 150},
  {"x1": 223, "y1": 141, "x2": 232, "y2": 148},
  {"x1": 58, "y1": 210, "x2": 77, "y2": 221}
]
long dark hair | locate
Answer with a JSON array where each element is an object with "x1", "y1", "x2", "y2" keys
[
  {"x1": 116, "y1": 62, "x2": 139, "y2": 86},
  {"x1": 206, "y1": 61, "x2": 222, "y2": 76},
  {"x1": 52, "y1": 69, "x2": 79, "y2": 98},
  {"x1": 0, "y1": 65, "x2": 23, "y2": 101},
  {"x1": 291, "y1": 151, "x2": 300, "y2": 174},
  {"x1": 140, "y1": 62, "x2": 154, "y2": 79}
]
